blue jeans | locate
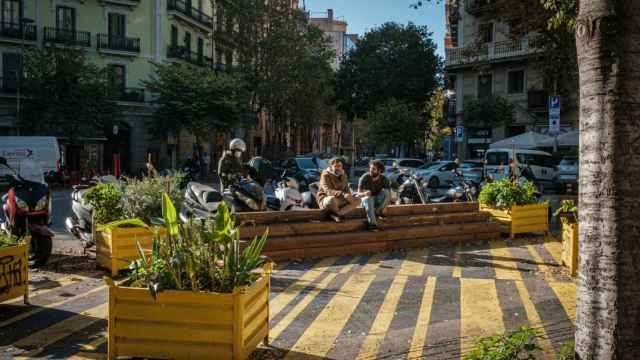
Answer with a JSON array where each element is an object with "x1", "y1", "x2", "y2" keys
[{"x1": 361, "y1": 190, "x2": 389, "y2": 225}]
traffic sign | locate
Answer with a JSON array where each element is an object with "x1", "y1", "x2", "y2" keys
[
  {"x1": 455, "y1": 126, "x2": 464, "y2": 142},
  {"x1": 549, "y1": 96, "x2": 561, "y2": 134}
]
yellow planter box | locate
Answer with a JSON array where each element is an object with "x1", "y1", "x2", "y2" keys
[
  {"x1": 561, "y1": 221, "x2": 579, "y2": 276},
  {"x1": 96, "y1": 226, "x2": 165, "y2": 276},
  {"x1": 480, "y1": 202, "x2": 549, "y2": 239},
  {"x1": 0, "y1": 242, "x2": 29, "y2": 304},
  {"x1": 105, "y1": 264, "x2": 271, "y2": 360}
]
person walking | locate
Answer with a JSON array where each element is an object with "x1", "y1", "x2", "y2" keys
[
  {"x1": 358, "y1": 160, "x2": 391, "y2": 231},
  {"x1": 317, "y1": 157, "x2": 359, "y2": 222}
]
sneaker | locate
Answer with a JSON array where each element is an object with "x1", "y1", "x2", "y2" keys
[{"x1": 329, "y1": 214, "x2": 342, "y2": 223}]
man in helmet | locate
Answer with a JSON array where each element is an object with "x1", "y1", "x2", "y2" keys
[{"x1": 218, "y1": 138, "x2": 246, "y2": 190}]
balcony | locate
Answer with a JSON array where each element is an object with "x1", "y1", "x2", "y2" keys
[
  {"x1": 118, "y1": 88, "x2": 146, "y2": 103},
  {"x1": 99, "y1": 0, "x2": 140, "y2": 7},
  {"x1": 445, "y1": 36, "x2": 543, "y2": 68},
  {"x1": 465, "y1": 0, "x2": 497, "y2": 14},
  {"x1": 167, "y1": 45, "x2": 213, "y2": 68},
  {"x1": 167, "y1": 0, "x2": 213, "y2": 31},
  {"x1": 0, "y1": 22, "x2": 37, "y2": 43},
  {"x1": 97, "y1": 34, "x2": 141, "y2": 55},
  {"x1": 43, "y1": 27, "x2": 91, "y2": 47}
]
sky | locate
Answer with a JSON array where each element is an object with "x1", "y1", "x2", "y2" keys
[{"x1": 304, "y1": 0, "x2": 446, "y2": 57}]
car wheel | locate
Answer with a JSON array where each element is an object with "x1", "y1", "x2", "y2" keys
[{"x1": 428, "y1": 176, "x2": 439, "y2": 189}]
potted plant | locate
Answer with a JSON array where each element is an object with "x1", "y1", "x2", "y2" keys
[
  {"x1": 479, "y1": 178, "x2": 549, "y2": 238},
  {"x1": 105, "y1": 194, "x2": 270, "y2": 360},
  {"x1": 84, "y1": 173, "x2": 183, "y2": 275},
  {"x1": 0, "y1": 233, "x2": 28, "y2": 304},
  {"x1": 553, "y1": 200, "x2": 578, "y2": 276}
]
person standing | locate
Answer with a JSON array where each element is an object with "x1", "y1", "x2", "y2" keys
[
  {"x1": 217, "y1": 138, "x2": 246, "y2": 190},
  {"x1": 358, "y1": 160, "x2": 391, "y2": 231},
  {"x1": 317, "y1": 157, "x2": 359, "y2": 222}
]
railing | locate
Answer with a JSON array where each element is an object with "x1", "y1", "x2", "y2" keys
[
  {"x1": 167, "y1": 0, "x2": 213, "y2": 27},
  {"x1": 445, "y1": 36, "x2": 542, "y2": 67},
  {"x1": 97, "y1": 34, "x2": 140, "y2": 53},
  {"x1": 0, "y1": 22, "x2": 37, "y2": 41},
  {"x1": 43, "y1": 27, "x2": 91, "y2": 47},
  {"x1": 167, "y1": 45, "x2": 213, "y2": 68},
  {"x1": 119, "y1": 88, "x2": 145, "y2": 102},
  {"x1": 465, "y1": 0, "x2": 496, "y2": 14}
]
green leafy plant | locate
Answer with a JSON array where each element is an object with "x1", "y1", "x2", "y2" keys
[
  {"x1": 553, "y1": 200, "x2": 578, "y2": 223},
  {"x1": 0, "y1": 233, "x2": 20, "y2": 248},
  {"x1": 464, "y1": 325, "x2": 541, "y2": 360},
  {"x1": 83, "y1": 183, "x2": 123, "y2": 224},
  {"x1": 478, "y1": 178, "x2": 537, "y2": 209},
  {"x1": 555, "y1": 340, "x2": 575, "y2": 360},
  {"x1": 128, "y1": 193, "x2": 269, "y2": 298},
  {"x1": 120, "y1": 173, "x2": 185, "y2": 225}
]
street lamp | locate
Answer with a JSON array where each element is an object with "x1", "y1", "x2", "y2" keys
[{"x1": 16, "y1": 17, "x2": 34, "y2": 135}]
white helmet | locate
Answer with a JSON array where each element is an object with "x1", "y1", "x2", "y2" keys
[{"x1": 229, "y1": 138, "x2": 246, "y2": 152}]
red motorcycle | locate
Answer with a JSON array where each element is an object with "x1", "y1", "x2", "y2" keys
[{"x1": 1, "y1": 156, "x2": 53, "y2": 266}]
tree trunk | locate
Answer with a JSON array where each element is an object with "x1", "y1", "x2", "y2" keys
[{"x1": 575, "y1": 1, "x2": 640, "y2": 358}]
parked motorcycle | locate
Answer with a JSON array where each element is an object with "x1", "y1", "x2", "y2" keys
[
  {"x1": 224, "y1": 176, "x2": 267, "y2": 213},
  {"x1": 266, "y1": 177, "x2": 307, "y2": 211},
  {"x1": 427, "y1": 177, "x2": 478, "y2": 203},
  {"x1": 397, "y1": 175, "x2": 430, "y2": 204},
  {"x1": 0, "y1": 157, "x2": 53, "y2": 266},
  {"x1": 302, "y1": 181, "x2": 320, "y2": 209},
  {"x1": 179, "y1": 181, "x2": 226, "y2": 222},
  {"x1": 65, "y1": 175, "x2": 119, "y2": 248}
]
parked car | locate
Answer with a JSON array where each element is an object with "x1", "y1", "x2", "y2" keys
[
  {"x1": 458, "y1": 160, "x2": 485, "y2": 185},
  {"x1": 280, "y1": 157, "x2": 328, "y2": 190},
  {"x1": 412, "y1": 161, "x2": 460, "y2": 188},
  {"x1": 378, "y1": 158, "x2": 425, "y2": 172},
  {"x1": 554, "y1": 156, "x2": 578, "y2": 193},
  {"x1": 484, "y1": 148, "x2": 556, "y2": 188}
]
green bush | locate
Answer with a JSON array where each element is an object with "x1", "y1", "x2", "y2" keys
[
  {"x1": 478, "y1": 178, "x2": 537, "y2": 209},
  {"x1": 83, "y1": 183, "x2": 123, "y2": 224},
  {"x1": 120, "y1": 173, "x2": 185, "y2": 225},
  {"x1": 464, "y1": 325, "x2": 541, "y2": 360},
  {"x1": 553, "y1": 200, "x2": 578, "y2": 223},
  {"x1": 0, "y1": 233, "x2": 19, "y2": 248},
  {"x1": 555, "y1": 340, "x2": 575, "y2": 360},
  {"x1": 128, "y1": 193, "x2": 268, "y2": 296}
]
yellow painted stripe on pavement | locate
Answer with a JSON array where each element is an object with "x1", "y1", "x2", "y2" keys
[
  {"x1": 67, "y1": 333, "x2": 107, "y2": 360},
  {"x1": 542, "y1": 240, "x2": 563, "y2": 265},
  {"x1": 13, "y1": 303, "x2": 108, "y2": 359},
  {"x1": 526, "y1": 244, "x2": 553, "y2": 275},
  {"x1": 356, "y1": 275, "x2": 409, "y2": 359},
  {"x1": 547, "y1": 281, "x2": 577, "y2": 323},
  {"x1": 490, "y1": 240, "x2": 523, "y2": 280},
  {"x1": 67, "y1": 353, "x2": 104, "y2": 360},
  {"x1": 270, "y1": 257, "x2": 340, "y2": 318},
  {"x1": 460, "y1": 278, "x2": 504, "y2": 352},
  {"x1": 514, "y1": 280, "x2": 554, "y2": 355},
  {"x1": 284, "y1": 253, "x2": 386, "y2": 359},
  {"x1": 0, "y1": 285, "x2": 106, "y2": 328},
  {"x1": 4, "y1": 274, "x2": 93, "y2": 305},
  {"x1": 452, "y1": 244, "x2": 462, "y2": 278},
  {"x1": 400, "y1": 249, "x2": 427, "y2": 276},
  {"x1": 407, "y1": 276, "x2": 437, "y2": 360}
]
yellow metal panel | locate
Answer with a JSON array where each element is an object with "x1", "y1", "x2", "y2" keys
[
  {"x1": 115, "y1": 339, "x2": 233, "y2": 360},
  {"x1": 242, "y1": 276, "x2": 269, "y2": 307},
  {"x1": 244, "y1": 326, "x2": 269, "y2": 356},
  {"x1": 244, "y1": 299, "x2": 268, "y2": 326},
  {"x1": 561, "y1": 223, "x2": 579, "y2": 276},
  {"x1": 114, "y1": 302, "x2": 234, "y2": 325},
  {"x1": 512, "y1": 224, "x2": 548, "y2": 235},
  {"x1": 114, "y1": 286, "x2": 235, "y2": 306},
  {"x1": 243, "y1": 306, "x2": 269, "y2": 343},
  {"x1": 115, "y1": 319, "x2": 234, "y2": 343},
  {"x1": 0, "y1": 243, "x2": 28, "y2": 304}
]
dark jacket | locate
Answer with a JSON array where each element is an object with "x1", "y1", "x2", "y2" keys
[{"x1": 218, "y1": 151, "x2": 243, "y2": 189}]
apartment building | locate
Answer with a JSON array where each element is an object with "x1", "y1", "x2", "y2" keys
[
  {"x1": 0, "y1": 0, "x2": 216, "y2": 173},
  {"x1": 443, "y1": 0, "x2": 577, "y2": 160}
]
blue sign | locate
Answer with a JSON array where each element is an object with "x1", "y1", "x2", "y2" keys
[
  {"x1": 548, "y1": 96, "x2": 561, "y2": 134},
  {"x1": 455, "y1": 126, "x2": 464, "y2": 142}
]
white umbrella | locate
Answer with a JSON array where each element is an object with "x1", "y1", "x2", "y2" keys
[
  {"x1": 489, "y1": 131, "x2": 554, "y2": 149},
  {"x1": 538, "y1": 129, "x2": 579, "y2": 147}
]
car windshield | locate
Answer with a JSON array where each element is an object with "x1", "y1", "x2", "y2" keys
[
  {"x1": 380, "y1": 159, "x2": 396, "y2": 166},
  {"x1": 460, "y1": 162, "x2": 482, "y2": 169},
  {"x1": 296, "y1": 158, "x2": 326, "y2": 169},
  {"x1": 560, "y1": 158, "x2": 577, "y2": 166},
  {"x1": 419, "y1": 162, "x2": 443, "y2": 171}
]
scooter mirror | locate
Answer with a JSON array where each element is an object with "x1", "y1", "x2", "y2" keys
[{"x1": 0, "y1": 157, "x2": 7, "y2": 166}]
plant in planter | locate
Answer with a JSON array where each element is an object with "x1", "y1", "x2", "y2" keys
[
  {"x1": 105, "y1": 193, "x2": 270, "y2": 360},
  {"x1": 554, "y1": 200, "x2": 578, "y2": 276},
  {"x1": 0, "y1": 233, "x2": 29, "y2": 304},
  {"x1": 479, "y1": 178, "x2": 549, "y2": 238}
]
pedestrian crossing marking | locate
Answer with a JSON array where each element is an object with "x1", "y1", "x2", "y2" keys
[
  {"x1": 400, "y1": 249, "x2": 427, "y2": 276},
  {"x1": 452, "y1": 244, "x2": 462, "y2": 278},
  {"x1": 0, "y1": 285, "x2": 106, "y2": 328},
  {"x1": 356, "y1": 274, "x2": 409, "y2": 359},
  {"x1": 514, "y1": 280, "x2": 555, "y2": 355},
  {"x1": 12, "y1": 303, "x2": 107, "y2": 359},
  {"x1": 4, "y1": 274, "x2": 93, "y2": 305},
  {"x1": 490, "y1": 240, "x2": 523, "y2": 280},
  {"x1": 460, "y1": 278, "x2": 504, "y2": 351},
  {"x1": 547, "y1": 281, "x2": 576, "y2": 324},
  {"x1": 284, "y1": 253, "x2": 385, "y2": 359},
  {"x1": 407, "y1": 276, "x2": 437, "y2": 359},
  {"x1": 270, "y1": 257, "x2": 340, "y2": 318},
  {"x1": 67, "y1": 333, "x2": 107, "y2": 360},
  {"x1": 526, "y1": 244, "x2": 554, "y2": 275},
  {"x1": 543, "y1": 240, "x2": 563, "y2": 265}
]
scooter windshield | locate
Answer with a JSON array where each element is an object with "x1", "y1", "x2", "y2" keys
[{"x1": 17, "y1": 159, "x2": 45, "y2": 184}]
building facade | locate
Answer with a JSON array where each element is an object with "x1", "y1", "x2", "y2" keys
[{"x1": 443, "y1": 0, "x2": 577, "y2": 160}]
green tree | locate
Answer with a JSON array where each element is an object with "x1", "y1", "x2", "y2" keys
[
  {"x1": 425, "y1": 88, "x2": 451, "y2": 152},
  {"x1": 143, "y1": 63, "x2": 250, "y2": 150},
  {"x1": 21, "y1": 46, "x2": 119, "y2": 139},
  {"x1": 365, "y1": 98, "x2": 424, "y2": 154},
  {"x1": 336, "y1": 22, "x2": 441, "y2": 119},
  {"x1": 463, "y1": 96, "x2": 515, "y2": 129}
]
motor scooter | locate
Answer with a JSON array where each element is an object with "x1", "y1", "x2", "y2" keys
[
  {"x1": 0, "y1": 157, "x2": 53, "y2": 266},
  {"x1": 179, "y1": 181, "x2": 226, "y2": 222}
]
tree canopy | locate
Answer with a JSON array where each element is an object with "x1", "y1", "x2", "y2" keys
[{"x1": 364, "y1": 98, "x2": 425, "y2": 154}]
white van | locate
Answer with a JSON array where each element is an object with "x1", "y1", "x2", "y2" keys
[
  {"x1": 484, "y1": 148, "x2": 556, "y2": 186},
  {"x1": 0, "y1": 136, "x2": 61, "y2": 179}
]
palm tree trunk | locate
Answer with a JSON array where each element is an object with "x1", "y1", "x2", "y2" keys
[{"x1": 575, "y1": 1, "x2": 640, "y2": 358}]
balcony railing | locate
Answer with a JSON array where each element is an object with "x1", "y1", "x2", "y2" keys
[
  {"x1": 0, "y1": 22, "x2": 37, "y2": 41},
  {"x1": 101, "y1": 0, "x2": 140, "y2": 6},
  {"x1": 43, "y1": 27, "x2": 91, "y2": 47},
  {"x1": 445, "y1": 36, "x2": 543, "y2": 67},
  {"x1": 118, "y1": 88, "x2": 145, "y2": 102},
  {"x1": 465, "y1": 0, "x2": 496, "y2": 14},
  {"x1": 167, "y1": 0, "x2": 213, "y2": 28},
  {"x1": 167, "y1": 45, "x2": 213, "y2": 68},
  {"x1": 97, "y1": 34, "x2": 141, "y2": 53}
]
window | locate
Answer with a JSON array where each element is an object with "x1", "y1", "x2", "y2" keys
[
  {"x1": 184, "y1": 31, "x2": 191, "y2": 51},
  {"x1": 399, "y1": 160, "x2": 424, "y2": 168},
  {"x1": 487, "y1": 152, "x2": 508, "y2": 166},
  {"x1": 479, "y1": 23, "x2": 493, "y2": 43},
  {"x1": 108, "y1": 64, "x2": 126, "y2": 96},
  {"x1": 108, "y1": 13, "x2": 126, "y2": 38},
  {"x1": 450, "y1": 23, "x2": 459, "y2": 47},
  {"x1": 516, "y1": 153, "x2": 556, "y2": 168},
  {"x1": 56, "y1": 6, "x2": 76, "y2": 31},
  {"x1": 447, "y1": 75, "x2": 457, "y2": 91},
  {"x1": 170, "y1": 25, "x2": 178, "y2": 46},
  {"x1": 508, "y1": 70, "x2": 525, "y2": 94},
  {"x1": 441, "y1": 163, "x2": 458, "y2": 171},
  {"x1": 2, "y1": 53, "x2": 21, "y2": 91},
  {"x1": 478, "y1": 74, "x2": 492, "y2": 99},
  {"x1": 2, "y1": 0, "x2": 20, "y2": 25},
  {"x1": 197, "y1": 38, "x2": 204, "y2": 59}
]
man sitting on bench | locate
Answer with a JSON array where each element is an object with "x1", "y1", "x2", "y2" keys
[
  {"x1": 358, "y1": 160, "x2": 390, "y2": 231},
  {"x1": 317, "y1": 157, "x2": 359, "y2": 222}
]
